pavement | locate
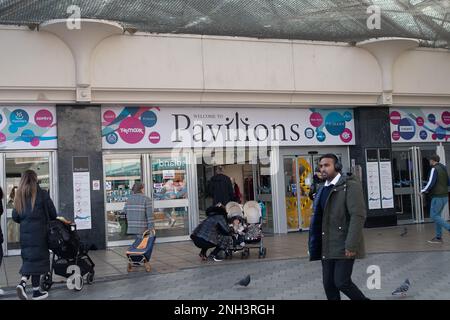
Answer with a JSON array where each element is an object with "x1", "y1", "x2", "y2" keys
[{"x1": 1, "y1": 223, "x2": 450, "y2": 300}]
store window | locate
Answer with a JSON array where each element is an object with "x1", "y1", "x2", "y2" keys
[
  {"x1": 104, "y1": 156, "x2": 142, "y2": 243},
  {"x1": 151, "y1": 154, "x2": 189, "y2": 238}
]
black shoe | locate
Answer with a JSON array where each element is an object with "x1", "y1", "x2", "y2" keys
[
  {"x1": 32, "y1": 290, "x2": 48, "y2": 300},
  {"x1": 16, "y1": 282, "x2": 28, "y2": 300},
  {"x1": 428, "y1": 237, "x2": 443, "y2": 244},
  {"x1": 208, "y1": 254, "x2": 223, "y2": 262}
]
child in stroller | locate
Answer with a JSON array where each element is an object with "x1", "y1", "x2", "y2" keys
[
  {"x1": 230, "y1": 214, "x2": 246, "y2": 248},
  {"x1": 40, "y1": 217, "x2": 95, "y2": 292}
]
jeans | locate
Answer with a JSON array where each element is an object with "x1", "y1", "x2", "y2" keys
[
  {"x1": 321, "y1": 259, "x2": 368, "y2": 300},
  {"x1": 430, "y1": 197, "x2": 450, "y2": 238}
]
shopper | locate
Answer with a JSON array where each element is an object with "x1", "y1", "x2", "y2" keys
[
  {"x1": 125, "y1": 182, "x2": 155, "y2": 235},
  {"x1": 208, "y1": 166, "x2": 234, "y2": 206},
  {"x1": 308, "y1": 154, "x2": 368, "y2": 300},
  {"x1": 421, "y1": 154, "x2": 450, "y2": 244},
  {"x1": 0, "y1": 187, "x2": 4, "y2": 296},
  {"x1": 309, "y1": 166, "x2": 325, "y2": 200},
  {"x1": 13, "y1": 170, "x2": 57, "y2": 300}
]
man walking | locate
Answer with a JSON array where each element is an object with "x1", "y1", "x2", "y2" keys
[
  {"x1": 421, "y1": 155, "x2": 450, "y2": 244},
  {"x1": 308, "y1": 154, "x2": 368, "y2": 300}
]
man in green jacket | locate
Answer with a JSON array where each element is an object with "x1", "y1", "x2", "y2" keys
[
  {"x1": 421, "y1": 154, "x2": 450, "y2": 244},
  {"x1": 308, "y1": 153, "x2": 368, "y2": 300}
]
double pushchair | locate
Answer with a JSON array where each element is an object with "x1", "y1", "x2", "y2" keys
[
  {"x1": 224, "y1": 201, "x2": 267, "y2": 259},
  {"x1": 40, "y1": 217, "x2": 95, "y2": 292}
]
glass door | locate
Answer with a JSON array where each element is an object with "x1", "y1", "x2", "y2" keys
[
  {"x1": 150, "y1": 153, "x2": 190, "y2": 238},
  {"x1": 2, "y1": 152, "x2": 55, "y2": 255},
  {"x1": 253, "y1": 155, "x2": 273, "y2": 233},
  {"x1": 104, "y1": 154, "x2": 142, "y2": 244}
]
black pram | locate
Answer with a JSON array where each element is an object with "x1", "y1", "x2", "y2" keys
[{"x1": 40, "y1": 217, "x2": 95, "y2": 292}]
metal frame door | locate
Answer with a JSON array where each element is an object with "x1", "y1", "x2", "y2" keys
[{"x1": 410, "y1": 146, "x2": 424, "y2": 223}]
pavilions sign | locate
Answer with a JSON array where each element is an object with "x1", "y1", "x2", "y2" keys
[{"x1": 101, "y1": 106, "x2": 355, "y2": 149}]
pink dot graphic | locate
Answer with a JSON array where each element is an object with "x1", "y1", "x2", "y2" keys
[
  {"x1": 0, "y1": 132, "x2": 5, "y2": 143},
  {"x1": 34, "y1": 110, "x2": 53, "y2": 127},
  {"x1": 31, "y1": 137, "x2": 40, "y2": 147},
  {"x1": 103, "y1": 110, "x2": 116, "y2": 124},
  {"x1": 416, "y1": 117, "x2": 424, "y2": 126},
  {"x1": 442, "y1": 111, "x2": 450, "y2": 125},
  {"x1": 340, "y1": 128, "x2": 353, "y2": 143},
  {"x1": 118, "y1": 117, "x2": 145, "y2": 144},
  {"x1": 149, "y1": 132, "x2": 161, "y2": 144},
  {"x1": 310, "y1": 112, "x2": 323, "y2": 127},
  {"x1": 392, "y1": 131, "x2": 400, "y2": 141},
  {"x1": 390, "y1": 111, "x2": 401, "y2": 125}
]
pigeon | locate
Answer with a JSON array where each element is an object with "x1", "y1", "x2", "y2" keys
[
  {"x1": 392, "y1": 279, "x2": 410, "y2": 296},
  {"x1": 400, "y1": 227, "x2": 408, "y2": 237},
  {"x1": 235, "y1": 275, "x2": 251, "y2": 287}
]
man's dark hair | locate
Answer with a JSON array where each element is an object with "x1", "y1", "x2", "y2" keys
[
  {"x1": 319, "y1": 153, "x2": 339, "y2": 165},
  {"x1": 429, "y1": 154, "x2": 440, "y2": 163}
]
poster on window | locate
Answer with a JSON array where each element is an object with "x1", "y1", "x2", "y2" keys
[
  {"x1": 366, "y1": 162, "x2": 381, "y2": 209},
  {"x1": 73, "y1": 172, "x2": 92, "y2": 230},
  {"x1": 379, "y1": 161, "x2": 394, "y2": 209}
]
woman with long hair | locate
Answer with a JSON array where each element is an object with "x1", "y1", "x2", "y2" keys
[{"x1": 12, "y1": 170, "x2": 57, "y2": 300}]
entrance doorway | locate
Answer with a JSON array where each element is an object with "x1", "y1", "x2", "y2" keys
[
  {"x1": 393, "y1": 145, "x2": 443, "y2": 224},
  {"x1": 0, "y1": 152, "x2": 57, "y2": 256}
]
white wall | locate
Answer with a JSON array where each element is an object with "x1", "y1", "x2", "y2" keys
[{"x1": 0, "y1": 26, "x2": 449, "y2": 106}]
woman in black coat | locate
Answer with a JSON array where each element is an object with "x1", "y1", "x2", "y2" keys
[{"x1": 12, "y1": 170, "x2": 57, "y2": 300}]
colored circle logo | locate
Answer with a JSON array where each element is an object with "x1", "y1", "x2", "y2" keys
[
  {"x1": 310, "y1": 112, "x2": 323, "y2": 127},
  {"x1": 340, "y1": 128, "x2": 353, "y2": 143},
  {"x1": 397, "y1": 118, "x2": 415, "y2": 140},
  {"x1": 325, "y1": 112, "x2": 345, "y2": 136},
  {"x1": 316, "y1": 131, "x2": 326, "y2": 142},
  {"x1": 442, "y1": 111, "x2": 450, "y2": 125},
  {"x1": 35, "y1": 109, "x2": 53, "y2": 127},
  {"x1": 436, "y1": 126, "x2": 446, "y2": 140},
  {"x1": 103, "y1": 110, "x2": 116, "y2": 124},
  {"x1": 118, "y1": 117, "x2": 145, "y2": 144},
  {"x1": 0, "y1": 132, "x2": 5, "y2": 143},
  {"x1": 0, "y1": 114, "x2": 3, "y2": 124},
  {"x1": 419, "y1": 130, "x2": 428, "y2": 140},
  {"x1": 304, "y1": 128, "x2": 314, "y2": 139},
  {"x1": 428, "y1": 114, "x2": 436, "y2": 124},
  {"x1": 31, "y1": 137, "x2": 40, "y2": 147},
  {"x1": 10, "y1": 109, "x2": 29, "y2": 127},
  {"x1": 21, "y1": 129, "x2": 35, "y2": 143},
  {"x1": 416, "y1": 117, "x2": 424, "y2": 127},
  {"x1": 343, "y1": 111, "x2": 352, "y2": 122},
  {"x1": 392, "y1": 131, "x2": 400, "y2": 141},
  {"x1": 389, "y1": 111, "x2": 401, "y2": 125},
  {"x1": 149, "y1": 132, "x2": 161, "y2": 144},
  {"x1": 106, "y1": 132, "x2": 118, "y2": 145},
  {"x1": 141, "y1": 111, "x2": 157, "y2": 128}
]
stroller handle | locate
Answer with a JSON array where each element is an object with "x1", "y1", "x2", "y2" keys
[{"x1": 143, "y1": 228, "x2": 156, "y2": 237}]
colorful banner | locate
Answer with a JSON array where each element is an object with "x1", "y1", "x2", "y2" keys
[
  {"x1": 390, "y1": 108, "x2": 450, "y2": 143},
  {"x1": 101, "y1": 106, "x2": 355, "y2": 149},
  {"x1": 0, "y1": 106, "x2": 57, "y2": 149}
]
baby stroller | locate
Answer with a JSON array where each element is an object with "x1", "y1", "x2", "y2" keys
[
  {"x1": 225, "y1": 201, "x2": 267, "y2": 259},
  {"x1": 41, "y1": 217, "x2": 95, "y2": 292},
  {"x1": 126, "y1": 229, "x2": 156, "y2": 272}
]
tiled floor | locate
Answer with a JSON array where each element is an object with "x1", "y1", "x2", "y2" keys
[{"x1": 1, "y1": 222, "x2": 449, "y2": 290}]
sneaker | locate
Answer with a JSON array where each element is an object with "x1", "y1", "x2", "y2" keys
[
  {"x1": 32, "y1": 290, "x2": 48, "y2": 300},
  {"x1": 199, "y1": 252, "x2": 207, "y2": 261},
  {"x1": 240, "y1": 242, "x2": 246, "y2": 247},
  {"x1": 16, "y1": 282, "x2": 28, "y2": 300},
  {"x1": 208, "y1": 255, "x2": 223, "y2": 262},
  {"x1": 428, "y1": 237, "x2": 443, "y2": 244},
  {"x1": 168, "y1": 217, "x2": 176, "y2": 227},
  {"x1": 0, "y1": 288, "x2": 4, "y2": 296}
]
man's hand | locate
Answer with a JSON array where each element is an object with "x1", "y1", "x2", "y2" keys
[{"x1": 345, "y1": 250, "x2": 356, "y2": 257}]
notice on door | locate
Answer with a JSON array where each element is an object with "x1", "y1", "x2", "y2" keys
[
  {"x1": 366, "y1": 161, "x2": 381, "y2": 210},
  {"x1": 73, "y1": 156, "x2": 92, "y2": 230},
  {"x1": 379, "y1": 161, "x2": 394, "y2": 209}
]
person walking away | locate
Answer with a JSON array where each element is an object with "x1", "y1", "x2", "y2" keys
[
  {"x1": 13, "y1": 170, "x2": 57, "y2": 300},
  {"x1": 309, "y1": 166, "x2": 325, "y2": 201},
  {"x1": 0, "y1": 187, "x2": 4, "y2": 296},
  {"x1": 308, "y1": 154, "x2": 368, "y2": 300},
  {"x1": 124, "y1": 182, "x2": 155, "y2": 235},
  {"x1": 208, "y1": 166, "x2": 234, "y2": 206},
  {"x1": 421, "y1": 155, "x2": 450, "y2": 244},
  {"x1": 190, "y1": 204, "x2": 231, "y2": 261}
]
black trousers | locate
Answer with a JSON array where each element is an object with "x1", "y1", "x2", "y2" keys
[
  {"x1": 321, "y1": 259, "x2": 368, "y2": 300},
  {"x1": 191, "y1": 235, "x2": 221, "y2": 256},
  {"x1": 0, "y1": 244, "x2": 3, "y2": 268}
]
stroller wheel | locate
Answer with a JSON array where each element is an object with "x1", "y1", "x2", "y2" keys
[
  {"x1": 144, "y1": 261, "x2": 152, "y2": 272},
  {"x1": 87, "y1": 271, "x2": 95, "y2": 284},
  {"x1": 40, "y1": 273, "x2": 53, "y2": 291},
  {"x1": 259, "y1": 247, "x2": 267, "y2": 259},
  {"x1": 127, "y1": 262, "x2": 133, "y2": 272}
]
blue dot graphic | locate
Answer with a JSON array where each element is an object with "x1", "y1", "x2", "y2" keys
[
  {"x1": 419, "y1": 130, "x2": 428, "y2": 140},
  {"x1": 10, "y1": 109, "x2": 29, "y2": 127},
  {"x1": 428, "y1": 114, "x2": 436, "y2": 124},
  {"x1": 140, "y1": 111, "x2": 157, "y2": 128},
  {"x1": 21, "y1": 129, "x2": 34, "y2": 143},
  {"x1": 304, "y1": 128, "x2": 314, "y2": 139},
  {"x1": 9, "y1": 125, "x2": 18, "y2": 133},
  {"x1": 325, "y1": 112, "x2": 345, "y2": 136},
  {"x1": 436, "y1": 127, "x2": 446, "y2": 140},
  {"x1": 397, "y1": 118, "x2": 416, "y2": 140},
  {"x1": 106, "y1": 132, "x2": 118, "y2": 144},
  {"x1": 343, "y1": 111, "x2": 352, "y2": 122},
  {"x1": 316, "y1": 131, "x2": 326, "y2": 142}
]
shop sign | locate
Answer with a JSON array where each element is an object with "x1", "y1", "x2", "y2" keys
[
  {"x1": 102, "y1": 106, "x2": 355, "y2": 149},
  {"x1": 0, "y1": 106, "x2": 57, "y2": 149},
  {"x1": 390, "y1": 108, "x2": 450, "y2": 143}
]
